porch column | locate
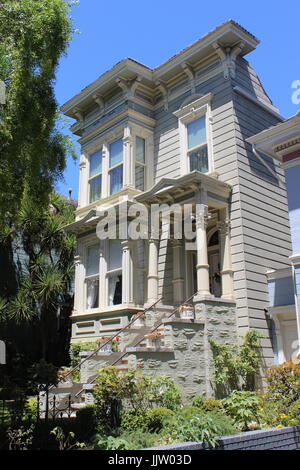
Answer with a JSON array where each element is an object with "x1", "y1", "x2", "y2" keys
[
  {"x1": 147, "y1": 238, "x2": 159, "y2": 304},
  {"x1": 172, "y1": 239, "x2": 184, "y2": 304},
  {"x1": 218, "y1": 208, "x2": 234, "y2": 299},
  {"x1": 98, "y1": 242, "x2": 106, "y2": 307},
  {"x1": 121, "y1": 239, "x2": 133, "y2": 304},
  {"x1": 195, "y1": 187, "x2": 211, "y2": 297},
  {"x1": 74, "y1": 244, "x2": 84, "y2": 313}
]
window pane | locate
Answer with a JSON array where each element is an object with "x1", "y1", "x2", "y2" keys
[
  {"x1": 89, "y1": 175, "x2": 101, "y2": 203},
  {"x1": 108, "y1": 274, "x2": 122, "y2": 305},
  {"x1": 86, "y1": 244, "x2": 99, "y2": 276},
  {"x1": 187, "y1": 116, "x2": 206, "y2": 149},
  {"x1": 86, "y1": 278, "x2": 99, "y2": 309},
  {"x1": 135, "y1": 164, "x2": 145, "y2": 191},
  {"x1": 89, "y1": 150, "x2": 102, "y2": 177},
  {"x1": 109, "y1": 139, "x2": 123, "y2": 168},
  {"x1": 189, "y1": 145, "x2": 208, "y2": 173},
  {"x1": 109, "y1": 240, "x2": 122, "y2": 271},
  {"x1": 110, "y1": 165, "x2": 123, "y2": 194},
  {"x1": 136, "y1": 136, "x2": 145, "y2": 163}
]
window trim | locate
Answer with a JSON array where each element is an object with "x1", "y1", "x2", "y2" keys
[{"x1": 174, "y1": 93, "x2": 214, "y2": 176}]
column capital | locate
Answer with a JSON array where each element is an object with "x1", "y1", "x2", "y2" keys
[{"x1": 217, "y1": 219, "x2": 231, "y2": 236}]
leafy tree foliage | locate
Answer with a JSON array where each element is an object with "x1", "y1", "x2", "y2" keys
[{"x1": 0, "y1": 0, "x2": 75, "y2": 225}]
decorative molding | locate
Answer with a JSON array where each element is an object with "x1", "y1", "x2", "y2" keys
[
  {"x1": 92, "y1": 92, "x2": 105, "y2": 116},
  {"x1": 155, "y1": 80, "x2": 169, "y2": 111},
  {"x1": 212, "y1": 41, "x2": 245, "y2": 79},
  {"x1": 116, "y1": 75, "x2": 142, "y2": 99},
  {"x1": 181, "y1": 62, "x2": 196, "y2": 94}
]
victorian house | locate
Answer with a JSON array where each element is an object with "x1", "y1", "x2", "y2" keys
[{"x1": 61, "y1": 21, "x2": 292, "y2": 398}]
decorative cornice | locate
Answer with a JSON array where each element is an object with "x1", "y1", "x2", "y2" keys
[
  {"x1": 155, "y1": 80, "x2": 169, "y2": 111},
  {"x1": 181, "y1": 62, "x2": 196, "y2": 94},
  {"x1": 213, "y1": 41, "x2": 245, "y2": 79}
]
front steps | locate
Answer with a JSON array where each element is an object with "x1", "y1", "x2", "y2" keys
[{"x1": 48, "y1": 298, "x2": 237, "y2": 408}]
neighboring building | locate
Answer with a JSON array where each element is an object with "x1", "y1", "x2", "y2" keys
[
  {"x1": 247, "y1": 112, "x2": 300, "y2": 364},
  {"x1": 61, "y1": 21, "x2": 293, "y2": 397}
]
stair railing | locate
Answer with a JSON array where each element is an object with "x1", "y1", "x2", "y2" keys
[
  {"x1": 50, "y1": 297, "x2": 163, "y2": 389},
  {"x1": 82, "y1": 289, "x2": 201, "y2": 390}
]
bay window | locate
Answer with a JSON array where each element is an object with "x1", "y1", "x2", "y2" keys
[{"x1": 109, "y1": 138, "x2": 123, "y2": 195}]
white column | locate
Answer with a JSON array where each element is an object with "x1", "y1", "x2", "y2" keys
[
  {"x1": 172, "y1": 239, "x2": 184, "y2": 304},
  {"x1": 121, "y1": 239, "x2": 133, "y2": 304},
  {"x1": 218, "y1": 208, "x2": 234, "y2": 299},
  {"x1": 147, "y1": 238, "x2": 159, "y2": 304},
  {"x1": 98, "y1": 242, "x2": 106, "y2": 307},
  {"x1": 78, "y1": 154, "x2": 87, "y2": 208},
  {"x1": 123, "y1": 126, "x2": 134, "y2": 188},
  {"x1": 74, "y1": 243, "x2": 85, "y2": 313},
  {"x1": 195, "y1": 187, "x2": 211, "y2": 297}
]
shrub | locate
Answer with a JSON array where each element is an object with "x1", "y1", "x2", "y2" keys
[
  {"x1": 146, "y1": 407, "x2": 174, "y2": 432},
  {"x1": 198, "y1": 399, "x2": 223, "y2": 413},
  {"x1": 191, "y1": 394, "x2": 204, "y2": 408},
  {"x1": 117, "y1": 431, "x2": 162, "y2": 450},
  {"x1": 149, "y1": 376, "x2": 182, "y2": 411},
  {"x1": 120, "y1": 409, "x2": 149, "y2": 432},
  {"x1": 24, "y1": 396, "x2": 38, "y2": 420},
  {"x1": 222, "y1": 390, "x2": 262, "y2": 431},
  {"x1": 209, "y1": 329, "x2": 262, "y2": 396},
  {"x1": 179, "y1": 405, "x2": 203, "y2": 419},
  {"x1": 265, "y1": 360, "x2": 300, "y2": 406},
  {"x1": 161, "y1": 411, "x2": 237, "y2": 448},
  {"x1": 76, "y1": 405, "x2": 97, "y2": 439}
]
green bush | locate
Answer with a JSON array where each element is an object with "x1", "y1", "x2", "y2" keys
[
  {"x1": 191, "y1": 394, "x2": 204, "y2": 408},
  {"x1": 117, "y1": 430, "x2": 162, "y2": 450},
  {"x1": 179, "y1": 405, "x2": 203, "y2": 419},
  {"x1": 149, "y1": 376, "x2": 182, "y2": 411},
  {"x1": 76, "y1": 405, "x2": 97, "y2": 439},
  {"x1": 161, "y1": 410, "x2": 237, "y2": 448},
  {"x1": 222, "y1": 390, "x2": 262, "y2": 431},
  {"x1": 120, "y1": 409, "x2": 149, "y2": 432},
  {"x1": 200, "y1": 399, "x2": 224, "y2": 413},
  {"x1": 24, "y1": 396, "x2": 38, "y2": 420},
  {"x1": 265, "y1": 360, "x2": 300, "y2": 406},
  {"x1": 146, "y1": 407, "x2": 174, "y2": 432}
]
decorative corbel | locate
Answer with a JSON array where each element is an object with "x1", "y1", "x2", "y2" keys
[
  {"x1": 74, "y1": 106, "x2": 84, "y2": 123},
  {"x1": 116, "y1": 75, "x2": 142, "y2": 99},
  {"x1": 92, "y1": 92, "x2": 105, "y2": 115},
  {"x1": 213, "y1": 41, "x2": 245, "y2": 79},
  {"x1": 181, "y1": 62, "x2": 196, "y2": 94},
  {"x1": 155, "y1": 80, "x2": 169, "y2": 111}
]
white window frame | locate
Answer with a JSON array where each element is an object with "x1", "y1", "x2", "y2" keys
[
  {"x1": 83, "y1": 239, "x2": 100, "y2": 311},
  {"x1": 80, "y1": 124, "x2": 154, "y2": 208},
  {"x1": 174, "y1": 93, "x2": 214, "y2": 176},
  {"x1": 88, "y1": 149, "x2": 102, "y2": 204}
]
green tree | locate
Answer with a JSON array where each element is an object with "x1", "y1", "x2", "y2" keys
[{"x1": 0, "y1": 0, "x2": 75, "y2": 226}]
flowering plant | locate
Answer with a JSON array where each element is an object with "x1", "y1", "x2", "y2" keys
[{"x1": 144, "y1": 331, "x2": 162, "y2": 341}]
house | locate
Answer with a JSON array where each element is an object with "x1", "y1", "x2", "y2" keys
[
  {"x1": 61, "y1": 20, "x2": 292, "y2": 398},
  {"x1": 247, "y1": 112, "x2": 300, "y2": 364}
]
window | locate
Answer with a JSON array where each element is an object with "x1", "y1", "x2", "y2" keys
[
  {"x1": 89, "y1": 150, "x2": 102, "y2": 203},
  {"x1": 107, "y1": 240, "x2": 122, "y2": 305},
  {"x1": 135, "y1": 136, "x2": 146, "y2": 191},
  {"x1": 85, "y1": 244, "x2": 99, "y2": 309},
  {"x1": 174, "y1": 94, "x2": 213, "y2": 176},
  {"x1": 109, "y1": 139, "x2": 123, "y2": 195},
  {"x1": 187, "y1": 116, "x2": 208, "y2": 173}
]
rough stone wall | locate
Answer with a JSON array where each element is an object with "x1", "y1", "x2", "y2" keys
[{"x1": 129, "y1": 300, "x2": 237, "y2": 400}]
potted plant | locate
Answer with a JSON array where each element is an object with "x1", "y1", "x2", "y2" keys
[
  {"x1": 144, "y1": 331, "x2": 162, "y2": 348},
  {"x1": 131, "y1": 311, "x2": 146, "y2": 327},
  {"x1": 96, "y1": 336, "x2": 113, "y2": 353},
  {"x1": 179, "y1": 303, "x2": 194, "y2": 320}
]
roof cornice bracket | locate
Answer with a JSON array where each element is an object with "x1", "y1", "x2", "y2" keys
[
  {"x1": 92, "y1": 92, "x2": 105, "y2": 116},
  {"x1": 116, "y1": 75, "x2": 142, "y2": 99},
  {"x1": 181, "y1": 62, "x2": 196, "y2": 94},
  {"x1": 155, "y1": 80, "x2": 169, "y2": 111},
  {"x1": 212, "y1": 41, "x2": 245, "y2": 79}
]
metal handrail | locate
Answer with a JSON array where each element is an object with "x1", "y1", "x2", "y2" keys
[
  {"x1": 85, "y1": 290, "x2": 200, "y2": 388},
  {"x1": 51, "y1": 297, "x2": 163, "y2": 389}
]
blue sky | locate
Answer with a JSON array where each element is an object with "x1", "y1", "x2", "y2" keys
[{"x1": 55, "y1": 0, "x2": 300, "y2": 199}]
